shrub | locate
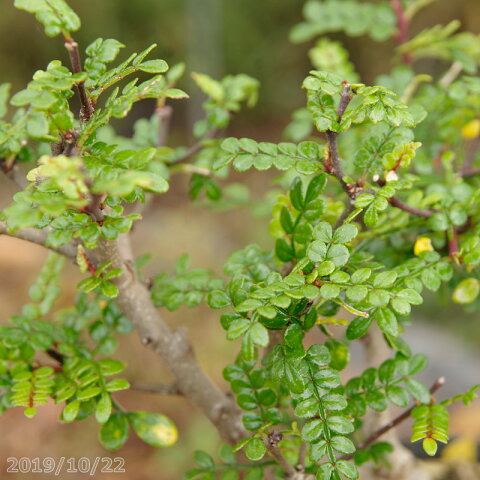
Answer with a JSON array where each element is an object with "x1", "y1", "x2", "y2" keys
[{"x1": 0, "y1": 1, "x2": 479, "y2": 479}]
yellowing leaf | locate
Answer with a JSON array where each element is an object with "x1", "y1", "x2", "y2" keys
[
  {"x1": 76, "y1": 245, "x2": 88, "y2": 273},
  {"x1": 414, "y1": 237, "x2": 434, "y2": 256},
  {"x1": 462, "y1": 119, "x2": 480, "y2": 140},
  {"x1": 452, "y1": 278, "x2": 480, "y2": 305},
  {"x1": 127, "y1": 411, "x2": 178, "y2": 447},
  {"x1": 316, "y1": 317, "x2": 348, "y2": 326}
]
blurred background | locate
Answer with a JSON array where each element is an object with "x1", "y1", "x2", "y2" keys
[{"x1": 0, "y1": 1, "x2": 479, "y2": 479}]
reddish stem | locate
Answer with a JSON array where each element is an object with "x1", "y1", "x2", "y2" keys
[{"x1": 391, "y1": 0, "x2": 412, "y2": 64}]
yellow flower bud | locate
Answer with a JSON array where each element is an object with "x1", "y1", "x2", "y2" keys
[
  {"x1": 414, "y1": 237, "x2": 433, "y2": 256},
  {"x1": 462, "y1": 119, "x2": 480, "y2": 140}
]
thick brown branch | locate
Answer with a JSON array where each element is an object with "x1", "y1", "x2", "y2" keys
[
  {"x1": 130, "y1": 382, "x2": 182, "y2": 395},
  {"x1": 95, "y1": 234, "x2": 245, "y2": 444},
  {"x1": 343, "y1": 376, "x2": 445, "y2": 460},
  {"x1": 0, "y1": 222, "x2": 79, "y2": 260},
  {"x1": 64, "y1": 38, "x2": 94, "y2": 121},
  {"x1": 1, "y1": 159, "x2": 29, "y2": 190}
]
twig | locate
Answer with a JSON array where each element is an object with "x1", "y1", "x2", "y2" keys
[
  {"x1": 448, "y1": 227, "x2": 459, "y2": 258},
  {"x1": 130, "y1": 382, "x2": 182, "y2": 395},
  {"x1": 439, "y1": 61, "x2": 463, "y2": 88},
  {"x1": 391, "y1": 0, "x2": 412, "y2": 64},
  {"x1": 342, "y1": 376, "x2": 445, "y2": 460},
  {"x1": 326, "y1": 82, "x2": 358, "y2": 199},
  {"x1": 156, "y1": 104, "x2": 173, "y2": 147},
  {"x1": 264, "y1": 431, "x2": 297, "y2": 478},
  {"x1": 296, "y1": 441, "x2": 308, "y2": 472},
  {"x1": 46, "y1": 348, "x2": 65, "y2": 365},
  {"x1": 375, "y1": 178, "x2": 435, "y2": 218},
  {"x1": 172, "y1": 128, "x2": 220, "y2": 165},
  {"x1": 388, "y1": 196, "x2": 435, "y2": 218},
  {"x1": 64, "y1": 37, "x2": 94, "y2": 121}
]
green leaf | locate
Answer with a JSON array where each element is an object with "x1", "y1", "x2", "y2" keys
[
  {"x1": 227, "y1": 319, "x2": 250, "y2": 340},
  {"x1": 327, "y1": 416, "x2": 354, "y2": 434},
  {"x1": 421, "y1": 269, "x2": 441, "y2": 292},
  {"x1": 280, "y1": 207, "x2": 294, "y2": 234},
  {"x1": 101, "y1": 281, "x2": 119, "y2": 298},
  {"x1": 301, "y1": 419, "x2": 323, "y2": 441},
  {"x1": 327, "y1": 244, "x2": 350, "y2": 266},
  {"x1": 351, "y1": 268, "x2": 372, "y2": 284},
  {"x1": 249, "y1": 323, "x2": 269, "y2": 347},
  {"x1": 375, "y1": 308, "x2": 398, "y2": 336},
  {"x1": 15, "y1": 0, "x2": 81, "y2": 36},
  {"x1": 405, "y1": 379, "x2": 430, "y2": 404},
  {"x1": 320, "y1": 283, "x2": 340, "y2": 300},
  {"x1": 62, "y1": 400, "x2": 80, "y2": 423},
  {"x1": 307, "y1": 240, "x2": 327, "y2": 262},
  {"x1": 26, "y1": 113, "x2": 49, "y2": 138},
  {"x1": 127, "y1": 411, "x2": 177, "y2": 447},
  {"x1": 207, "y1": 290, "x2": 231, "y2": 309},
  {"x1": 386, "y1": 385, "x2": 409, "y2": 407},
  {"x1": 346, "y1": 316, "x2": 372, "y2": 340},
  {"x1": 422, "y1": 437, "x2": 438, "y2": 456},
  {"x1": 373, "y1": 271, "x2": 398, "y2": 288},
  {"x1": 99, "y1": 413, "x2": 129, "y2": 450},
  {"x1": 138, "y1": 59, "x2": 169, "y2": 73},
  {"x1": 245, "y1": 438, "x2": 266, "y2": 461},
  {"x1": 77, "y1": 386, "x2": 102, "y2": 400},
  {"x1": 346, "y1": 285, "x2": 368, "y2": 302},
  {"x1": 194, "y1": 450, "x2": 214, "y2": 468},
  {"x1": 105, "y1": 378, "x2": 130, "y2": 392},
  {"x1": 284, "y1": 324, "x2": 303, "y2": 349},
  {"x1": 336, "y1": 460, "x2": 359, "y2": 479},
  {"x1": 331, "y1": 435, "x2": 356, "y2": 455},
  {"x1": 95, "y1": 392, "x2": 112, "y2": 424},
  {"x1": 332, "y1": 224, "x2": 358, "y2": 244}
]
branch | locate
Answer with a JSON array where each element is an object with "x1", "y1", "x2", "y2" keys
[
  {"x1": 94, "y1": 233, "x2": 245, "y2": 445},
  {"x1": 0, "y1": 221, "x2": 79, "y2": 260},
  {"x1": 391, "y1": 0, "x2": 412, "y2": 64},
  {"x1": 156, "y1": 104, "x2": 173, "y2": 147},
  {"x1": 462, "y1": 167, "x2": 480, "y2": 178},
  {"x1": 342, "y1": 376, "x2": 445, "y2": 460},
  {"x1": 439, "y1": 61, "x2": 463, "y2": 88},
  {"x1": 326, "y1": 82, "x2": 358, "y2": 199},
  {"x1": 1, "y1": 159, "x2": 29, "y2": 190},
  {"x1": 264, "y1": 431, "x2": 298, "y2": 478},
  {"x1": 64, "y1": 37, "x2": 94, "y2": 121},
  {"x1": 462, "y1": 136, "x2": 480, "y2": 176},
  {"x1": 172, "y1": 127, "x2": 220, "y2": 165},
  {"x1": 130, "y1": 382, "x2": 182, "y2": 395},
  {"x1": 46, "y1": 347, "x2": 65, "y2": 365},
  {"x1": 375, "y1": 179, "x2": 435, "y2": 218},
  {"x1": 388, "y1": 196, "x2": 435, "y2": 218}
]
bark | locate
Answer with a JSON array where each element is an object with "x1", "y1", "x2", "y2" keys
[{"x1": 95, "y1": 234, "x2": 246, "y2": 445}]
